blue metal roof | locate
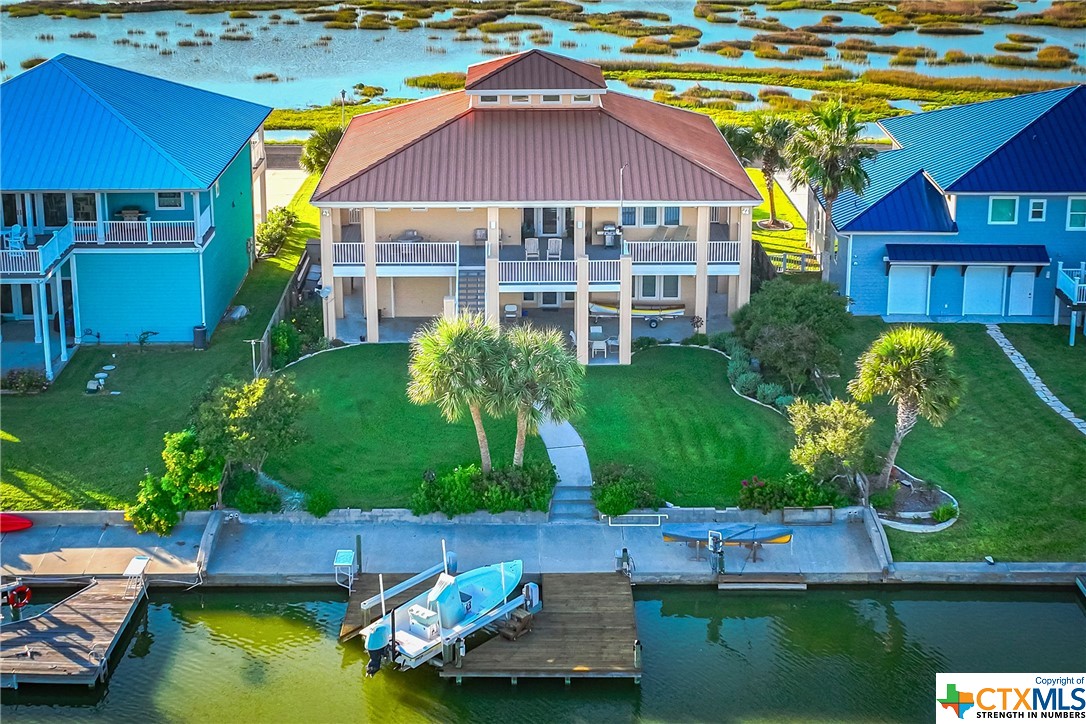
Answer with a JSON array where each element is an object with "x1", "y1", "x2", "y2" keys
[
  {"x1": 886, "y1": 243, "x2": 1050, "y2": 265},
  {"x1": 0, "y1": 54, "x2": 271, "y2": 191},
  {"x1": 844, "y1": 170, "x2": 957, "y2": 233},
  {"x1": 829, "y1": 85, "x2": 1082, "y2": 232}
]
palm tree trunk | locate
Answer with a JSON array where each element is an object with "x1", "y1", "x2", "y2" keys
[
  {"x1": 513, "y1": 407, "x2": 528, "y2": 468},
  {"x1": 217, "y1": 461, "x2": 230, "y2": 509},
  {"x1": 878, "y1": 402, "x2": 918, "y2": 488},
  {"x1": 765, "y1": 166, "x2": 778, "y2": 226},
  {"x1": 822, "y1": 197, "x2": 835, "y2": 254},
  {"x1": 469, "y1": 404, "x2": 493, "y2": 473}
]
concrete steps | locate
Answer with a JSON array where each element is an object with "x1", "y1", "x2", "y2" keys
[
  {"x1": 548, "y1": 497, "x2": 597, "y2": 521},
  {"x1": 457, "y1": 268, "x2": 485, "y2": 315}
]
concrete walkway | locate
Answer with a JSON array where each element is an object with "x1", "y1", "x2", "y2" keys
[
  {"x1": 537, "y1": 418, "x2": 597, "y2": 520},
  {"x1": 986, "y1": 324, "x2": 1086, "y2": 436},
  {"x1": 774, "y1": 171, "x2": 810, "y2": 223},
  {"x1": 265, "y1": 168, "x2": 309, "y2": 210}
]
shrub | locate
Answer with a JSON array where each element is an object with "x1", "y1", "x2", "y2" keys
[
  {"x1": 774, "y1": 395, "x2": 795, "y2": 410},
  {"x1": 224, "y1": 469, "x2": 281, "y2": 513},
  {"x1": 931, "y1": 502, "x2": 958, "y2": 523},
  {"x1": 2, "y1": 368, "x2": 49, "y2": 393},
  {"x1": 756, "y1": 382, "x2": 786, "y2": 405},
  {"x1": 738, "y1": 472, "x2": 849, "y2": 513},
  {"x1": 270, "y1": 320, "x2": 302, "y2": 369},
  {"x1": 868, "y1": 483, "x2": 899, "y2": 512},
  {"x1": 411, "y1": 463, "x2": 555, "y2": 517},
  {"x1": 727, "y1": 357, "x2": 751, "y2": 384},
  {"x1": 734, "y1": 371, "x2": 762, "y2": 397},
  {"x1": 681, "y1": 333, "x2": 709, "y2": 346},
  {"x1": 305, "y1": 487, "x2": 337, "y2": 518},
  {"x1": 592, "y1": 463, "x2": 661, "y2": 517},
  {"x1": 633, "y1": 336, "x2": 659, "y2": 352},
  {"x1": 723, "y1": 335, "x2": 749, "y2": 359},
  {"x1": 708, "y1": 332, "x2": 731, "y2": 352},
  {"x1": 289, "y1": 299, "x2": 326, "y2": 354}
]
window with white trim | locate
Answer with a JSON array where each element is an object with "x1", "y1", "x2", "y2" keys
[
  {"x1": 637, "y1": 275, "x2": 680, "y2": 300},
  {"x1": 479, "y1": 95, "x2": 498, "y2": 104},
  {"x1": 709, "y1": 207, "x2": 720, "y2": 223},
  {"x1": 1068, "y1": 197, "x2": 1086, "y2": 230},
  {"x1": 621, "y1": 207, "x2": 636, "y2": 226},
  {"x1": 156, "y1": 192, "x2": 183, "y2": 210},
  {"x1": 541, "y1": 94, "x2": 561, "y2": 103},
  {"x1": 663, "y1": 207, "x2": 681, "y2": 226},
  {"x1": 641, "y1": 206, "x2": 658, "y2": 226},
  {"x1": 510, "y1": 94, "x2": 530, "y2": 104},
  {"x1": 988, "y1": 196, "x2": 1018, "y2": 224},
  {"x1": 572, "y1": 94, "x2": 592, "y2": 103},
  {"x1": 213, "y1": 181, "x2": 220, "y2": 198},
  {"x1": 1028, "y1": 199, "x2": 1046, "y2": 222}
]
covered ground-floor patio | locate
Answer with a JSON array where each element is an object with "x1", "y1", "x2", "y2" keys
[
  {"x1": 0, "y1": 319, "x2": 68, "y2": 378},
  {"x1": 1, "y1": 264, "x2": 80, "y2": 380}
]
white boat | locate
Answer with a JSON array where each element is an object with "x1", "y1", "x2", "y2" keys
[{"x1": 363, "y1": 560, "x2": 523, "y2": 675}]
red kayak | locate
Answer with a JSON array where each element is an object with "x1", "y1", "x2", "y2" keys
[{"x1": 0, "y1": 514, "x2": 33, "y2": 533}]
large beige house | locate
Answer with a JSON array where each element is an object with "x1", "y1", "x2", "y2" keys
[{"x1": 311, "y1": 50, "x2": 761, "y2": 364}]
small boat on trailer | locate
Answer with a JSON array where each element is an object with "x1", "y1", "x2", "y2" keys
[{"x1": 363, "y1": 559, "x2": 523, "y2": 676}]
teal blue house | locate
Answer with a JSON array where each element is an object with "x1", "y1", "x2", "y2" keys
[
  {"x1": 0, "y1": 54, "x2": 271, "y2": 378},
  {"x1": 814, "y1": 86, "x2": 1086, "y2": 342}
]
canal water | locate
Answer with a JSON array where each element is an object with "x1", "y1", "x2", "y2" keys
[
  {"x1": 2, "y1": 587, "x2": 1083, "y2": 722},
  {"x1": 2, "y1": 0, "x2": 1082, "y2": 109}
]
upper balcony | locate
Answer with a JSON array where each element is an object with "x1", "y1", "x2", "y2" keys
[
  {"x1": 331, "y1": 227, "x2": 460, "y2": 278},
  {"x1": 72, "y1": 213, "x2": 213, "y2": 247},
  {"x1": 1057, "y1": 262, "x2": 1086, "y2": 305},
  {"x1": 0, "y1": 224, "x2": 76, "y2": 277}
]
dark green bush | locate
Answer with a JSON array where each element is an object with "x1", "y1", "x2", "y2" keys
[
  {"x1": 868, "y1": 483, "x2": 899, "y2": 512},
  {"x1": 681, "y1": 333, "x2": 709, "y2": 346},
  {"x1": 410, "y1": 463, "x2": 556, "y2": 517},
  {"x1": 734, "y1": 370, "x2": 762, "y2": 397},
  {"x1": 270, "y1": 320, "x2": 302, "y2": 369},
  {"x1": 633, "y1": 336, "x2": 659, "y2": 352},
  {"x1": 774, "y1": 394, "x2": 796, "y2": 410},
  {"x1": 708, "y1": 331, "x2": 731, "y2": 351},
  {"x1": 592, "y1": 463, "x2": 661, "y2": 517},
  {"x1": 727, "y1": 357, "x2": 750, "y2": 384},
  {"x1": 723, "y1": 335, "x2": 749, "y2": 359},
  {"x1": 224, "y1": 469, "x2": 281, "y2": 513},
  {"x1": 305, "y1": 487, "x2": 337, "y2": 518},
  {"x1": 756, "y1": 382, "x2": 786, "y2": 405},
  {"x1": 738, "y1": 472, "x2": 849, "y2": 513},
  {"x1": 2, "y1": 368, "x2": 49, "y2": 393},
  {"x1": 289, "y1": 299, "x2": 326, "y2": 354},
  {"x1": 931, "y1": 502, "x2": 958, "y2": 523}
]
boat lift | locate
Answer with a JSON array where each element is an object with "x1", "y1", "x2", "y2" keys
[{"x1": 358, "y1": 547, "x2": 458, "y2": 628}]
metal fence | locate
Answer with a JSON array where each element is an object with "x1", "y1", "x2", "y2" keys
[{"x1": 254, "y1": 252, "x2": 310, "y2": 377}]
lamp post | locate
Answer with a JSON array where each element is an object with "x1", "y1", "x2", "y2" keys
[
  {"x1": 340, "y1": 89, "x2": 347, "y2": 129},
  {"x1": 617, "y1": 162, "x2": 629, "y2": 248}
]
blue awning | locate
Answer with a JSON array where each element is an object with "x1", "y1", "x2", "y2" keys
[{"x1": 885, "y1": 244, "x2": 1049, "y2": 265}]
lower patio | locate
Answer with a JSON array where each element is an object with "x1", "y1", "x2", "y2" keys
[{"x1": 0, "y1": 319, "x2": 68, "y2": 378}]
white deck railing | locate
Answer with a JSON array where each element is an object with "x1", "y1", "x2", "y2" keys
[
  {"x1": 0, "y1": 223, "x2": 75, "y2": 275},
  {"x1": 708, "y1": 241, "x2": 741, "y2": 263},
  {"x1": 626, "y1": 241, "x2": 696, "y2": 263},
  {"x1": 73, "y1": 220, "x2": 198, "y2": 244},
  {"x1": 333, "y1": 242, "x2": 365, "y2": 264},
  {"x1": 499, "y1": 260, "x2": 576, "y2": 284},
  {"x1": 589, "y1": 259, "x2": 621, "y2": 283},
  {"x1": 331, "y1": 242, "x2": 459, "y2": 265},
  {"x1": 1057, "y1": 263, "x2": 1086, "y2": 304}
]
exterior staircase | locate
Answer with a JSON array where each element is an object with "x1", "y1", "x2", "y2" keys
[
  {"x1": 539, "y1": 418, "x2": 598, "y2": 522},
  {"x1": 457, "y1": 268, "x2": 486, "y2": 315},
  {"x1": 548, "y1": 483, "x2": 597, "y2": 521}
]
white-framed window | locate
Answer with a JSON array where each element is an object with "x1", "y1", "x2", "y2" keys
[
  {"x1": 213, "y1": 181, "x2": 220, "y2": 198},
  {"x1": 621, "y1": 207, "x2": 637, "y2": 226},
  {"x1": 522, "y1": 292, "x2": 536, "y2": 301},
  {"x1": 709, "y1": 207, "x2": 720, "y2": 223},
  {"x1": 479, "y1": 95, "x2": 498, "y2": 104},
  {"x1": 155, "y1": 191, "x2": 183, "y2": 210},
  {"x1": 572, "y1": 94, "x2": 592, "y2": 103},
  {"x1": 641, "y1": 206, "x2": 658, "y2": 226},
  {"x1": 564, "y1": 291, "x2": 575, "y2": 301},
  {"x1": 541, "y1": 94, "x2": 561, "y2": 103},
  {"x1": 510, "y1": 94, "x2": 530, "y2": 104},
  {"x1": 814, "y1": 209, "x2": 823, "y2": 233},
  {"x1": 1028, "y1": 199, "x2": 1046, "y2": 222},
  {"x1": 637, "y1": 275, "x2": 680, "y2": 300},
  {"x1": 663, "y1": 206, "x2": 681, "y2": 226},
  {"x1": 988, "y1": 196, "x2": 1018, "y2": 225},
  {"x1": 1067, "y1": 197, "x2": 1086, "y2": 231}
]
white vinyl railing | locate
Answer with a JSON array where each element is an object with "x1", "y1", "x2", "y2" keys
[
  {"x1": 589, "y1": 259, "x2": 621, "y2": 283},
  {"x1": 499, "y1": 260, "x2": 576, "y2": 284},
  {"x1": 626, "y1": 241, "x2": 696, "y2": 263},
  {"x1": 1057, "y1": 263, "x2": 1086, "y2": 304},
  {"x1": 73, "y1": 220, "x2": 197, "y2": 244},
  {"x1": 0, "y1": 223, "x2": 75, "y2": 275},
  {"x1": 333, "y1": 242, "x2": 365, "y2": 264},
  {"x1": 708, "y1": 241, "x2": 741, "y2": 263},
  {"x1": 374, "y1": 242, "x2": 458, "y2": 265}
]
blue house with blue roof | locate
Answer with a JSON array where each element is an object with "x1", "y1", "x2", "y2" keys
[
  {"x1": 813, "y1": 86, "x2": 1086, "y2": 339},
  {"x1": 0, "y1": 54, "x2": 271, "y2": 378}
]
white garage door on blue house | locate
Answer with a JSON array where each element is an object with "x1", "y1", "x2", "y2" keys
[
  {"x1": 887, "y1": 265, "x2": 929, "y2": 315},
  {"x1": 963, "y1": 266, "x2": 1005, "y2": 315}
]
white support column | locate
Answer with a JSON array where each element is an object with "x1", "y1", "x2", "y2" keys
[
  {"x1": 737, "y1": 205, "x2": 753, "y2": 309},
  {"x1": 575, "y1": 255, "x2": 589, "y2": 365},
  {"x1": 695, "y1": 205, "x2": 710, "y2": 335},
  {"x1": 574, "y1": 206, "x2": 587, "y2": 258},
  {"x1": 95, "y1": 193, "x2": 106, "y2": 240},
  {"x1": 38, "y1": 281, "x2": 53, "y2": 380},
  {"x1": 71, "y1": 255, "x2": 82, "y2": 343},
  {"x1": 334, "y1": 277, "x2": 345, "y2": 319},
  {"x1": 484, "y1": 207, "x2": 501, "y2": 328},
  {"x1": 257, "y1": 167, "x2": 268, "y2": 225},
  {"x1": 31, "y1": 281, "x2": 42, "y2": 343},
  {"x1": 192, "y1": 192, "x2": 201, "y2": 242},
  {"x1": 363, "y1": 207, "x2": 379, "y2": 343},
  {"x1": 619, "y1": 256, "x2": 633, "y2": 365},
  {"x1": 319, "y1": 208, "x2": 336, "y2": 340},
  {"x1": 54, "y1": 273, "x2": 68, "y2": 362}
]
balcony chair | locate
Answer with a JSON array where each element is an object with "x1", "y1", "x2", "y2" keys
[
  {"x1": 649, "y1": 226, "x2": 667, "y2": 242},
  {"x1": 591, "y1": 340, "x2": 608, "y2": 358},
  {"x1": 524, "y1": 237, "x2": 540, "y2": 260},
  {"x1": 546, "y1": 238, "x2": 562, "y2": 260},
  {"x1": 5, "y1": 225, "x2": 27, "y2": 251}
]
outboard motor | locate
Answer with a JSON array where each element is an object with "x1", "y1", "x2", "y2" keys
[{"x1": 364, "y1": 621, "x2": 392, "y2": 677}]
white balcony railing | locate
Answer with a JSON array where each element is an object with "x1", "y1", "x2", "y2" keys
[
  {"x1": 0, "y1": 223, "x2": 75, "y2": 275},
  {"x1": 499, "y1": 261, "x2": 576, "y2": 284},
  {"x1": 73, "y1": 220, "x2": 198, "y2": 244},
  {"x1": 708, "y1": 241, "x2": 741, "y2": 263},
  {"x1": 589, "y1": 259, "x2": 621, "y2": 283},
  {"x1": 333, "y1": 242, "x2": 365, "y2": 264},
  {"x1": 1057, "y1": 263, "x2": 1086, "y2": 304},
  {"x1": 331, "y1": 242, "x2": 459, "y2": 266},
  {"x1": 627, "y1": 241, "x2": 696, "y2": 263}
]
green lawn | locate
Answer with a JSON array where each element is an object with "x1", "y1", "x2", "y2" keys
[
  {"x1": 834, "y1": 319, "x2": 1086, "y2": 562},
  {"x1": 998, "y1": 324, "x2": 1086, "y2": 416},
  {"x1": 746, "y1": 167, "x2": 813, "y2": 258},
  {"x1": 578, "y1": 346, "x2": 795, "y2": 507},
  {"x1": 0, "y1": 175, "x2": 320, "y2": 511},
  {"x1": 264, "y1": 345, "x2": 547, "y2": 509}
]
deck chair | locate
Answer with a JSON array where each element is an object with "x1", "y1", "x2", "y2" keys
[
  {"x1": 675, "y1": 225, "x2": 690, "y2": 241},
  {"x1": 546, "y1": 238, "x2": 562, "y2": 260},
  {"x1": 649, "y1": 225, "x2": 667, "y2": 241},
  {"x1": 6, "y1": 225, "x2": 27, "y2": 253},
  {"x1": 504, "y1": 304, "x2": 519, "y2": 320},
  {"x1": 663, "y1": 226, "x2": 679, "y2": 241},
  {"x1": 524, "y1": 237, "x2": 540, "y2": 260}
]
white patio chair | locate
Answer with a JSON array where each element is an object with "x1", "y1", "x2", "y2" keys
[
  {"x1": 524, "y1": 237, "x2": 540, "y2": 260},
  {"x1": 546, "y1": 238, "x2": 562, "y2": 260},
  {"x1": 504, "y1": 304, "x2": 519, "y2": 320},
  {"x1": 591, "y1": 340, "x2": 608, "y2": 358},
  {"x1": 6, "y1": 225, "x2": 27, "y2": 253},
  {"x1": 590, "y1": 325, "x2": 603, "y2": 336}
]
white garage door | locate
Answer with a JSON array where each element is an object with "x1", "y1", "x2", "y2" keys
[
  {"x1": 887, "y1": 265, "x2": 930, "y2": 315},
  {"x1": 963, "y1": 266, "x2": 1005, "y2": 316}
]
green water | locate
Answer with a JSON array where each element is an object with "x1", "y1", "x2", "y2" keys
[{"x1": 3, "y1": 587, "x2": 1083, "y2": 723}]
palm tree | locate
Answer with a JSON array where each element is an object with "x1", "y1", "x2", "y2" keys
[
  {"x1": 495, "y1": 325, "x2": 585, "y2": 468},
  {"x1": 787, "y1": 98, "x2": 876, "y2": 244},
  {"x1": 749, "y1": 113, "x2": 794, "y2": 227},
  {"x1": 719, "y1": 123, "x2": 757, "y2": 167},
  {"x1": 847, "y1": 326, "x2": 964, "y2": 489},
  {"x1": 407, "y1": 314, "x2": 503, "y2": 473},
  {"x1": 299, "y1": 125, "x2": 344, "y2": 174}
]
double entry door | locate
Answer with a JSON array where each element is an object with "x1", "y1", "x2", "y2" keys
[{"x1": 525, "y1": 207, "x2": 568, "y2": 237}]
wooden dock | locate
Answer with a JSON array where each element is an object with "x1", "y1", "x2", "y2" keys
[
  {"x1": 440, "y1": 573, "x2": 641, "y2": 684},
  {"x1": 339, "y1": 573, "x2": 427, "y2": 642},
  {"x1": 1, "y1": 578, "x2": 145, "y2": 689}
]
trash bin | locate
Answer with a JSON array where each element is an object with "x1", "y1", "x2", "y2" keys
[{"x1": 193, "y1": 324, "x2": 207, "y2": 350}]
